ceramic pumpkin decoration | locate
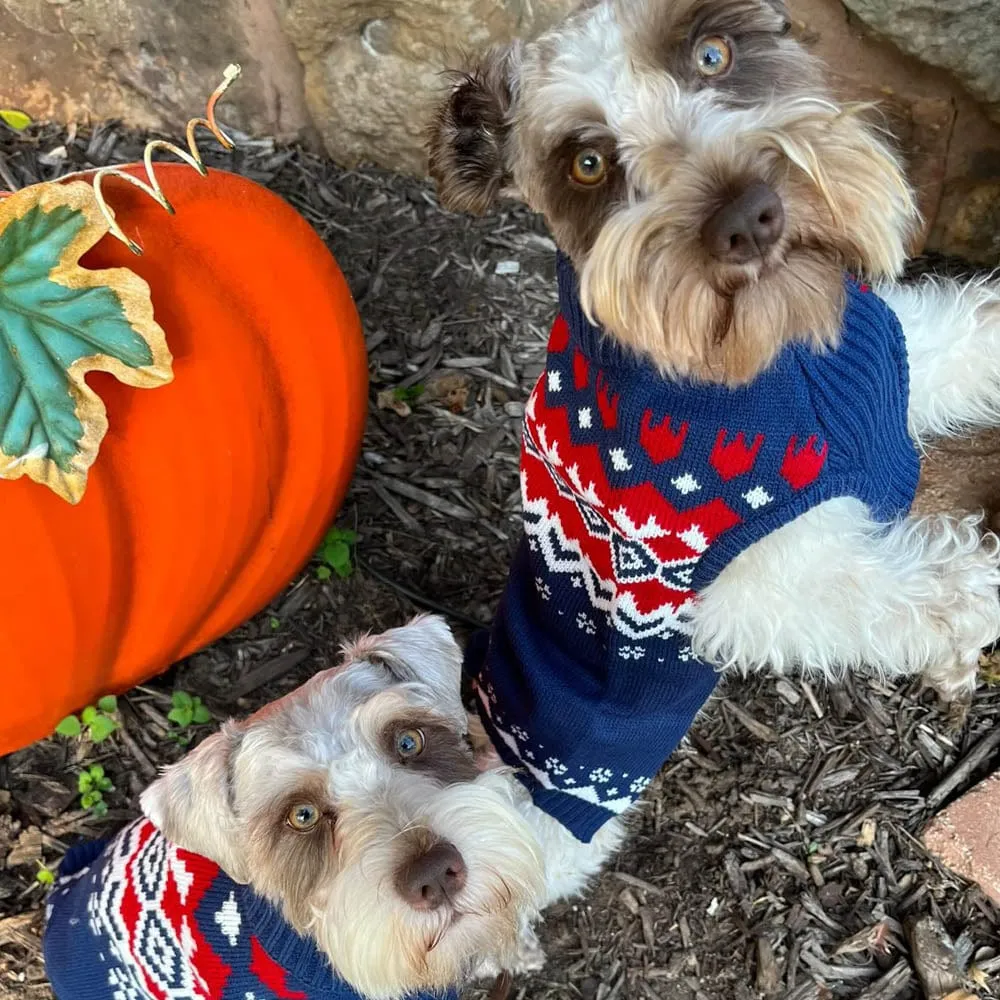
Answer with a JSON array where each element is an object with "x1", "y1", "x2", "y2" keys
[{"x1": 0, "y1": 68, "x2": 368, "y2": 754}]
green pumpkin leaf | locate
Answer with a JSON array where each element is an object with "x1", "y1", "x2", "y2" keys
[
  {"x1": 192, "y1": 702, "x2": 212, "y2": 725},
  {"x1": 0, "y1": 110, "x2": 31, "y2": 132},
  {"x1": 78, "y1": 771, "x2": 93, "y2": 793},
  {"x1": 96, "y1": 695, "x2": 117, "y2": 714},
  {"x1": 89, "y1": 764, "x2": 104, "y2": 780},
  {"x1": 55, "y1": 715, "x2": 81, "y2": 738},
  {"x1": 0, "y1": 182, "x2": 172, "y2": 503},
  {"x1": 87, "y1": 715, "x2": 117, "y2": 742},
  {"x1": 80, "y1": 705, "x2": 98, "y2": 725},
  {"x1": 91, "y1": 799, "x2": 109, "y2": 818},
  {"x1": 315, "y1": 565, "x2": 332, "y2": 581}
]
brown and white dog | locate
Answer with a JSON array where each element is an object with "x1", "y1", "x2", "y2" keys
[{"x1": 428, "y1": 0, "x2": 1000, "y2": 702}]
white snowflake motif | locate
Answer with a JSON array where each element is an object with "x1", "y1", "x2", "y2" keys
[
  {"x1": 511, "y1": 725, "x2": 529, "y2": 742},
  {"x1": 524, "y1": 750, "x2": 535, "y2": 761},
  {"x1": 590, "y1": 768, "x2": 613, "y2": 784},
  {"x1": 578, "y1": 406, "x2": 592, "y2": 429},
  {"x1": 535, "y1": 577, "x2": 552, "y2": 600},
  {"x1": 677, "y1": 645, "x2": 694, "y2": 662},
  {"x1": 609, "y1": 447, "x2": 632, "y2": 472},
  {"x1": 545, "y1": 757, "x2": 568, "y2": 776},
  {"x1": 619, "y1": 645, "x2": 645, "y2": 661},
  {"x1": 671, "y1": 473, "x2": 701, "y2": 495},
  {"x1": 214, "y1": 891, "x2": 241, "y2": 947},
  {"x1": 564, "y1": 777, "x2": 576, "y2": 786},
  {"x1": 743, "y1": 485, "x2": 774, "y2": 510},
  {"x1": 606, "y1": 787, "x2": 619, "y2": 797},
  {"x1": 630, "y1": 776, "x2": 652, "y2": 794},
  {"x1": 571, "y1": 576, "x2": 583, "y2": 589},
  {"x1": 576, "y1": 613, "x2": 597, "y2": 635},
  {"x1": 547, "y1": 370, "x2": 562, "y2": 392}
]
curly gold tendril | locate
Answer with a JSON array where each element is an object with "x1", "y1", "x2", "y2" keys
[{"x1": 92, "y1": 63, "x2": 242, "y2": 255}]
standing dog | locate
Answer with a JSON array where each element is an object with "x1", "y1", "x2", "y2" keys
[{"x1": 426, "y1": 0, "x2": 1000, "y2": 918}]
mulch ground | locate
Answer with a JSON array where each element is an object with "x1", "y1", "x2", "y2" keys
[{"x1": 1, "y1": 122, "x2": 998, "y2": 1000}]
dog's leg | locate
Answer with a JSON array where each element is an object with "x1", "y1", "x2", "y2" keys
[
  {"x1": 876, "y1": 276, "x2": 1000, "y2": 442},
  {"x1": 690, "y1": 497, "x2": 1000, "y2": 701}
]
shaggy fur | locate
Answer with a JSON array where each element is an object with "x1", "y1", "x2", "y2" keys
[{"x1": 427, "y1": 0, "x2": 1000, "y2": 968}]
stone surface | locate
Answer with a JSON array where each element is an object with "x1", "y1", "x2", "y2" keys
[
  {"x1": 942, "y1": 181, "x2": 1000, "y2": 265},
  {"x1": 0, "y1": 0, "x2": 311, "y2": 142},
  {"x1": 924, "y1": 770, "x2": 1000, "y2": 906},
  {"x1": 842, "y1": 0, "x2": 1000, "y2": 124},
  {"x1": 912, "y1": 430, "x2": 1000, "y2": 523},
  {"x1": 283, "y1": 0, "x2": 578, "y2": 174}
]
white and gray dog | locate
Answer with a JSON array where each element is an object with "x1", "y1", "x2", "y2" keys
[{"x1": 427, "y1": 0, "x2": 1000, "y2": 702}]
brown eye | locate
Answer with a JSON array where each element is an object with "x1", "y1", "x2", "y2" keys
[
  {"x1": 396, "y1": 728, "x2": 425, "y2": 759},
  {"x1": 694, "y1": 36, "x2": 733, "y2": 77},
  {"x1": 287, "y1": 802, "x2": 320, "y2": 831},
  {"x1": 571, "y1": 149, "x2": 607, "y2": 187}
]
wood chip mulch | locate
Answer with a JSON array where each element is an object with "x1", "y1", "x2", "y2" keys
[{"x1": 0, "y1": 121, "x2": 998, "y2": 1000}]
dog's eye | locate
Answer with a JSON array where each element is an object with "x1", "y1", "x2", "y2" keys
[
  {"x1": 694, "y1": 36, "x2": 733, "y2": 77},
  {"x1": 570, "y1": 149, "x2": 607, "y2": 187},
  {"x1": 395, "y1": 728, "x2": 426, "y2": 759},
  {"x1": 287, "y1": 803, "x2": 320, "y2": 831}
]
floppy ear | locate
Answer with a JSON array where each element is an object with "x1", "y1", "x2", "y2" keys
[
  {"x1": 427, "y1": 43, "x2": 521, "y2": 215},
  {"x1": 140, "y1": 722, "x2": 250, "y2": 881},
  {"x1": 341, "y1": 614, "x2": 467, "y2": 724}
]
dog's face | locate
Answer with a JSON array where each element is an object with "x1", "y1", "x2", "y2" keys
[
  {"x1": 429, "y1": 0, "x2": 919, "y2": 384},
  {"x1": 141, "y1": 616, "x2": 544, "y2": 1000}
]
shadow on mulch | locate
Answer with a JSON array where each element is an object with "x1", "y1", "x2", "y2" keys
[{"x1": 0, "y1": 121, "x2": 998, "y2": 1000}]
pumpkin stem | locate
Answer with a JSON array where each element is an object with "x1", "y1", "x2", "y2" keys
[{"x1": 90, "y1": 64, "x2": 243, "y2": 255}]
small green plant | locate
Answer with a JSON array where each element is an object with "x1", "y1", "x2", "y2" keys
[
  {"x1": 168, "y1": 690, "x2": 212, "y2": 729},
  {"x1": 316, "y1": 527, "x2": 358, "y2": 581},
  {"x1": 78, "y1": 764, "x2": 113, "y2": 818},
  {"x1": 35, "y1": 862, "x2": 55, "y2": 886},
  {"x1": 55, "y1": 695, "x2": 118, "y2": 743},
  {"x1": 269, "y1": 616, "x2": 281, "y2": 631},
  {"x1": 393, "y1": 384, "x2": 425, "y2": 404}
]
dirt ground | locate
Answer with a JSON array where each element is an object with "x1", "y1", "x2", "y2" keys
[{"x1": 1, "y1": 123, "x2": 998, "y2": 1000}]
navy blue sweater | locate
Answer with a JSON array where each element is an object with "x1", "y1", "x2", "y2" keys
[
  {"x1": 466, "y1": 255, "x2": 920, "y2": 842},
  {"x1": 43, "y1": 819, "x2": 457, "y2": 1000}
]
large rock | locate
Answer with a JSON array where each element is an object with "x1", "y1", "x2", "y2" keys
[
  {"x1": 841, "y1": 0, "x2": 1000, "y2": 123},
  {"x1": 283, "y1": 0, "x2": 577, "y2": 174},
  {"x1": 0, "y1": 0, "x2": 310, "y2": 142}
]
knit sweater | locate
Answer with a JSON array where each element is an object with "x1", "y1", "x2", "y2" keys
[
  {"x1": 43, "y1": 819, "x2": 457, "y2": 1000},
  {"x1": 466, "y1": 253, "x2": 920, "y2": 842}
]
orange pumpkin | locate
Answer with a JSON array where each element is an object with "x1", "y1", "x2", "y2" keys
[{"x1": 0, "y1": 159, "x2": 368, "y2": 754}]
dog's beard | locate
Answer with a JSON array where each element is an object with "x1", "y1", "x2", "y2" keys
[
  {"x1": 578, "y1": 99, "x2": 918, "y2": 385},
  {"x1": 304, "y1": 773, "x2": 544, "y2": 1000}
]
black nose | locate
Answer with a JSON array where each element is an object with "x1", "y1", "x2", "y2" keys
[
  {"x1": 394, "y1": 842, "x2": 468, "y2": 911},
  {"x1": 701, "y1": 182, "x2": 785, "y2": 263}
]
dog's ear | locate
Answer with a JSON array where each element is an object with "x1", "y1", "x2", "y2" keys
[
  {"x1": 140, "y1": 722, "x2": 249, "y2": 881},
  {"x1": 342, "y1": 614, "x2": 467, "y2": 722},
  {"x1": 427, "y1": 43, "x2": 522, "y2": 215}
]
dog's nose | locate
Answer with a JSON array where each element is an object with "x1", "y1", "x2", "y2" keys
[
  {"x1": 394, "y1": 842, "x2": 468, "y2": 910},
  {"x1": 701, "y1": 182, "x2": 785, "y2": 263}
]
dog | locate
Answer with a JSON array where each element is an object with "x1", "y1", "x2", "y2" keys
[
  {"x1": 424, "y1": 0, "x2": 1000, "y2": 910},
  {"x1": 42, "y1": 616, "x2": 548, "y2": 1000}
]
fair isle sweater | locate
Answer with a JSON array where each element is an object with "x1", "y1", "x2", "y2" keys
[
  {"x1": 466, "y1": 254, "x2": 920, "y2": 842},
  {"x1": 43, "y1": 819, "x2": 457, "y2": 1000}
]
